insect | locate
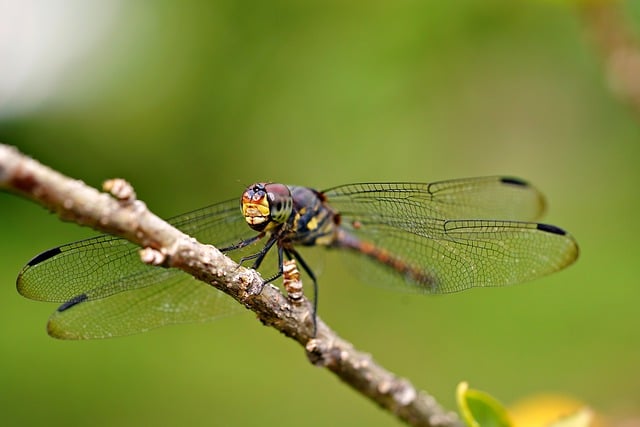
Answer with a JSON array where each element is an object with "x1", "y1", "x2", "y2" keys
[{"x1": 17, "y1": 176, "x2": 579, "y2": 339}]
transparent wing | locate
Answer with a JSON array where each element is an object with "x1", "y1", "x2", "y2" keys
[
  {"x1": 324, "y1": 176, "x2": 547, "y2": 223},
  {"x1": 323, "y1": 177, "x2": 578, "y2": 293},
  {"x1": 17, "y1": 198, "x2": 264, "y2": 339},
  {"x1": 46, "y1": 272, "x2": 242, "y2": 339}
]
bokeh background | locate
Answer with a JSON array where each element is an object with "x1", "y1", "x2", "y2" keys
[{"x1": 1, "y1": 1, "x2": 639, "y2": 426}]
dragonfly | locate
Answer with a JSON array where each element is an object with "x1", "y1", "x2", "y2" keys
[{"x1": 17, "y1": 176, "x2": 579, "y2": 339}]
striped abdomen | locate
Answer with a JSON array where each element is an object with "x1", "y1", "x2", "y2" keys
[{"x1": 333, "y1": 229, "x2": 437, "y2": 291}]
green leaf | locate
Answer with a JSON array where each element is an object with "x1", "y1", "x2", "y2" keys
[{"x1": 456, "y1": 382, "x2": 513, "y2": 427}]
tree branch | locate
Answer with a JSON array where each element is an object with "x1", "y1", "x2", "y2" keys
[{"x1": 0, "y1": 143, "x2": 461, "y2": 427}]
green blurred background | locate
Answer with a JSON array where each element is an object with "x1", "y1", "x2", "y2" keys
[{"x1": 1, "y1": 1, "x2": 638, "y2": 426}]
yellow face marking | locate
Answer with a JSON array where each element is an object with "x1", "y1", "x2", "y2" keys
[{"x1": 242, "y1": 201, "x2": 270, "y2": 226}]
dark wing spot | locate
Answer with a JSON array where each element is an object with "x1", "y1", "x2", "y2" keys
[
  {"x1": 57, "y1": 294, "x2": 89, "y2": 312},
  {"x1": 26, "y1": 247, "x2": 62, "y2": 266},
  {"x1": 500, "y1": 176, "x2": 529, "y2": 187},
  {"x1": 537, "y1": 223, "x2": 567, "y2": 236}
]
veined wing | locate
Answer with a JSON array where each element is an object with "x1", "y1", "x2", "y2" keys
[
  {"x1": 323, "y1": 176, "x2": 547, "y2": 223},
  {"x1": 323, "y1": 177, "x2": 578, "y2": 293},
  {"x1": 17, "y1": 198, "x2": 260, "y2": 339}
]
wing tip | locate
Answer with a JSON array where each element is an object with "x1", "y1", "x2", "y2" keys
[
  {"x1": 17, "y1": 247, "x2": 65, "y2": 292},
  {"x1": 47, "y1": 294, "x2": 91, "y2": 340},
  {"x1": 16, "y1": 247, "x2": 62, "y2": 299},
  {"x1": 47, "y1": 321, "x2": 81, "y2": 340},
  {"x1": 537, "y1": 223, "x2": 580, "y2": 262}
]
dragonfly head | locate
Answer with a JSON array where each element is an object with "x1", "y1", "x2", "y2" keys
[{"x1": 241, "y1": 183, "x2": 293, "y2": 232}]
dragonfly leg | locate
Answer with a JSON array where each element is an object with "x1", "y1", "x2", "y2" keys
[
  {"x1": 229, "y1": 236, "x2": 281, "y2": 296},
  {"x1": 218, "y1": 232, "x2": 265, "y2": 253},
  {"x1": 244, "y1": 235, "x2": 278, "y2": 270},
  {"x1": 260, "y1": 243, "x2": 284, "y2": 285},
  {"x1": 285, "y1": 248, "x2": 318, "y2": 336}
]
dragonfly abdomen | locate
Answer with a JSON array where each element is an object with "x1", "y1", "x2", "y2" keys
[{"x1": 334, "y1": 229, "x2": 438, "y2": 291}]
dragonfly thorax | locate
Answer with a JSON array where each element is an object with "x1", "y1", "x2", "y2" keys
[{"x1": 241, "y1": 183, "x2": 294, "y2": 232}]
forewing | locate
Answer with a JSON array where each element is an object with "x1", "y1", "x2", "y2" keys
[{"x1": 323, "y1": 176, "x2": 547, "y2": 223}]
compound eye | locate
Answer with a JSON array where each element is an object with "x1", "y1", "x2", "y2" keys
[{"x1": 265, "y1": 184, "x2": 293, "y2": 223}]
